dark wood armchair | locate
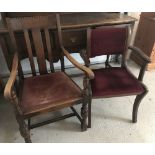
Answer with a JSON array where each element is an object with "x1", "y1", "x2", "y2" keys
[
  {"x1": 81, "y1": 25, "x2": 151, "y2": 128},
  {"x1": 0, "y1": 76, "x2": 4, "y2": 93},
  {"x1": 4, "y1": 15, "x2": 94, "y2": 143}
]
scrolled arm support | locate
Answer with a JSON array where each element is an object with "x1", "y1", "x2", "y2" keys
[
  {"x1": 128, "y1": 46, "x2": 151, "y2": 63},
  {"x1": 128, "y1": 45, "x2": 151, "y2": 82},
  {"x1": 4, "y1": 52, "x2": 22, "y2": 114},
  {"x1": 62, "y1": 47, "x2": 94, "y2": 80},
  {"x1": 4, "y1": 52, "x2": 18, "y2": 100}
]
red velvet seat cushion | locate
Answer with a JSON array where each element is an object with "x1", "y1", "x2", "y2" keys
[
  {"x1": 91, "y1": 67, "x2": 145, "y2": 97},
  {"x1": 19, "y1": 72, "x2": 82, "y2": 116}
]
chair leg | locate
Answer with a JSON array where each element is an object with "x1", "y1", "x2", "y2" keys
[
  {"x1": 81, "y1": 101, "x2": 88, "y2": 131},
  {"x1": 0, "y1": 77, "x2": 4, "y2": 93},
  {"x1": 16, "y1": 114, "x2": 32, "y2": 143},
  {"x1": 88, "y1": 99, "x2": 91, "y2": 128},
  {"x1": 132, "y1": 90, "x2": 148, "y2": 123}
]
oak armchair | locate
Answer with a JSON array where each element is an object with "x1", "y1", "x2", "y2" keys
[
  {"x1": 81, "y1": 25, "x2": 150, "y2": 127},
  {"x1": 4, "y1": 15, "x2": 94, "y2": 143}
]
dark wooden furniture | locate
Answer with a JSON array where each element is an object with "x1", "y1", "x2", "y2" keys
[
  {"x1": 4, "y1": 15, "x2": 94, "y2": 143},
  {"x1": 0, "y1": 76, "x2": 4, "y2": 93},
  {"x1": 131, "y1": 12, "x2": 155, "y2": 70},
  {"x1": 0, "y1": 13, "x2": 136, "y2": 73},
  {"x1": 81, "y1": 25, "x2": 150, "y2": 128}
]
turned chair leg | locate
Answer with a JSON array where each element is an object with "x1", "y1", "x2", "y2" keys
[
  {"x1": 16, "y1": 115, "x2": 32, "y2": 143},
  {"x1": 88, "y1": 99, "x2": 91, "y2": 128},
  {"x1": 81, "y1": 101, "x2": 88, "y2": 131},
  {"x1": 132, "y1": 90, "x2": 148, "y2": 123}
]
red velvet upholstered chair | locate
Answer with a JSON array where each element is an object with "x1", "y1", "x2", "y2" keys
[{"x1": 81, "y1": 26, "x2": 151, "y2": 128}]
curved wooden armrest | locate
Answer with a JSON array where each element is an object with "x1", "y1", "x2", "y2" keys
[
  {"x1": 4, "y1": 52, "x2": 18, "y2": 100},
  {"x1": 62, "y1": 48, "x2": 94, "y2": 79},
  {"x1": 128, "y1": 46, "x2": 151, "y2": 82},
  {"x1": 128, "y1": 45, "x2": 151, "y2": 63}
]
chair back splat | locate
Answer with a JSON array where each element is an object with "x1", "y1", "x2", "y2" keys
[
  {"x1": 87, "y1": 26, "x2": 129, "y2": 67},
  {"x1": 6, "y1": 16, "x2": 60, "y2": 76}
]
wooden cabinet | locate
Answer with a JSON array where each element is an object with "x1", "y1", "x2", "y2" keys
[{"x1": 131, "y1": 12, "x2": 155, "y2": 70}]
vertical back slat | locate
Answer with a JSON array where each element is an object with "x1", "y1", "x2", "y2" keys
[
  {"x1": 44, "y1": 28, "x2": 54, "y2": 72},
  {"x1": 31, "y1": 28, "x2": 47, "y2": 75},
  {"x1": 24, "y1": 29, "x2": 36, "y2": 76},
  {"x1": 121, "y1": 26, "x2": 129, "y2": 67},
  {"x1": 56, "y1": 14, "x2": 65, "y2": 71},
  {"x1": 6, "y1": 18, "x2": 24, "y2": 78},
  {"x1": 7, "y1": 16, "x2": 57, "y2": 76}
]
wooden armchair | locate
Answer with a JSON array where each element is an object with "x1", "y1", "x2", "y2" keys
[
  {"x1": 4, "y1": 15, "x2": 94, "y2": 143},
  {"x1": 81, "y1": 25, "x2": 151, "y2": 128}
]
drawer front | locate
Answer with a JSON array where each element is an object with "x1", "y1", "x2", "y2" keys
[{"x1": 62, "y1": 30, "x2": 86, "y2": 52}]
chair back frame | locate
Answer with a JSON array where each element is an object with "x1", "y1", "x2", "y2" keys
[
  {"x1": 86, "y1": 25, "x2": 131, "y2": 68},
  {"x1": 6, "y1": 15, "x2": 64, "y2": 77}
]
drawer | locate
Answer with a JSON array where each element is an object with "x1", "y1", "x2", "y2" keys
[{"x1": 62, "y1": 30, "x2": 86, "y2": 52}]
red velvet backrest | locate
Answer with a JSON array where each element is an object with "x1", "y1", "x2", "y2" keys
[{"x1": 89, "y1": 26, "x2": 128, "y2": 58}]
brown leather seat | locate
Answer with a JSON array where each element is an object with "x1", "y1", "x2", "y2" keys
[{"x1": 20, "y1": 72, "x2": 82, "y2": 116}]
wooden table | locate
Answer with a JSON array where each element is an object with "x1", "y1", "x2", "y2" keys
[{"x1": 0, "y1": 13, "x2": 137, "y2": 71}]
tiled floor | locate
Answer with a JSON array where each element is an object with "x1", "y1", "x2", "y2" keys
[{"x1": 0, "y1": 60, "x2": 155, "y2": 143}]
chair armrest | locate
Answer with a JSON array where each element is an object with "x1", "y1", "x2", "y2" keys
[
  {"x1": 128, "y1": 45, "x2": 151, "y2": 63},
  {"x1": 128, "y1": 46, "x2": 151, "y2": 82},
  {"x1": 4, "y1": 52, "x2": 18, "y2": 100},
  {"x1": 62, "y1": 48, "x2": 94, "y2": 80}
]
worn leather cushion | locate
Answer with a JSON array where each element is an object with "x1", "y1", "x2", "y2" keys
[
  {"x1": 91, "y1": 67, "x2": 145, "y2": 97},
  {"x1": 20, "y1": 72, "x2": 82, "y2": 115},
  {"x1": 90, "y1": 27, "x2": 128, "y2": 57}
]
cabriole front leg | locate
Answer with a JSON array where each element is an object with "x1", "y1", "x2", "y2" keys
[{"x1": 132, "y1": 90, "x2": 148, "y2": 123}]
